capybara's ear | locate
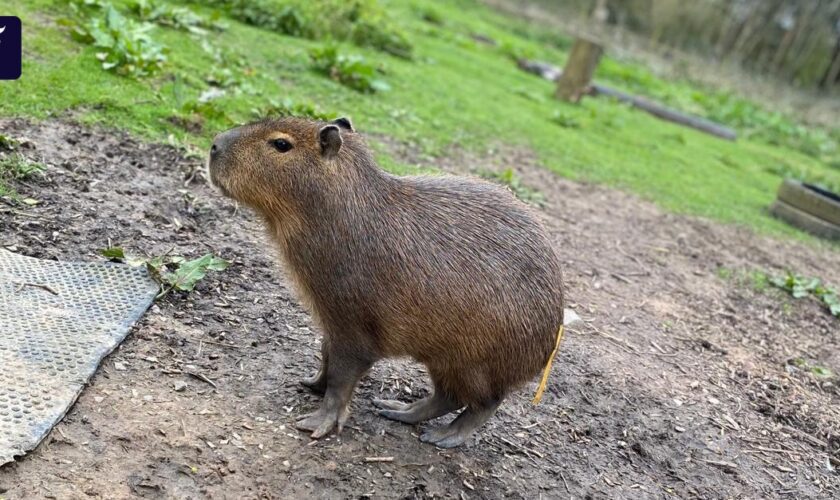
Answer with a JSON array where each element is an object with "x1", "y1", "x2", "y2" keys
[
  {"x1": 331, "y1": 117, "x2": 354, "y2": 132},
  {"x1": 319, "y1": 124, "x2": 342, "y2": 159}
]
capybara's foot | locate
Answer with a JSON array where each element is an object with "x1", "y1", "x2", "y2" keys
[
  {"x1": 372, "y1": 399, "x2": 410, "y2": 411},
  {"x1": 419, "y1": 399, "x2": 501, "y2": 448},
  {"x1": 301, "y1": 371, "x2": 327, "y2": 395},
  {"x1": 376, "y1": 393, "x2": 461, "y2": 425},
  {"x1": 295, "y1": 405, "x2": 349, "y2": 439}
]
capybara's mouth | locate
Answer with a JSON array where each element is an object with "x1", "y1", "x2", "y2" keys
[{"x1": 206, "y1": 155, "x2": 231, "y2": 197}]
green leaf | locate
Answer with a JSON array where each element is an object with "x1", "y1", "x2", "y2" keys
[
  {"x1": 206, "y1": 256, "x2": 230, "y2": 271},
  {"x1": 165, "y1": 253, "x2": 228, "y2": 292},
  {"x1": 811, "y1": 366, "x2": 832, "y2": 378},
  {"x1": 100, "y1": 247, "x2": 126, "y2": 260}
]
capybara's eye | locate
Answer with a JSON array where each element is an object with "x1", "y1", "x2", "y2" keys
[{"x1": 272, "y1": 138, "x2": 293, "y2": 153}]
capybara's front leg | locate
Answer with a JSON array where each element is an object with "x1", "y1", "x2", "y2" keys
[
  {"x1": 301, "y1": 335, "x2": 330, "y2": 394},
  {"x1": 296, "y1": 346, "x2": 371, "y2": 439}
]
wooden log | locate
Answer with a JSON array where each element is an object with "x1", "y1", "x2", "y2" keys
[
  {"x1": 589, "y1": 84, "x2": 738, "y2": 141},
  {"x1": 556, "y1": 38, "x2": 603, "y2": 103}
]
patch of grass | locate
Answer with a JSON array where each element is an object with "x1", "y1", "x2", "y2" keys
[
  {"x1": 310, "y1": 44, "x2": 390, "y2": 93},
  {"x1": 715, "y1": 267, "x2": 770, "y2": 293},
  {"x1": 1, "y1": 0, "x2": 839, "y2": 245},
  {"x1": 0, "y1": 153, "x2": 45, "y2": 197},
  {"x1": 253, "y1": 98, "x2": 334, "y2": 121},
  {"x1": 770, "y1": 272, "x2": 840, "y2": 318},
  {"x1": 129, "y1": 0, "x2": 225, "y2": 34},
  {"x1": 64, "y1": 1, "x2": 168, "y2": 77},
  {"x1": 202, "y1": 0, "x2": 412, "y2": 59},
  {"x1": 480, "y1": 168, "x2": 546, "y2": 208}
]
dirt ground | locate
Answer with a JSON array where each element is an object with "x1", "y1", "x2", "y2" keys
[{"x1": 1, "y1": 118, "x2": 838, "y2": 499}]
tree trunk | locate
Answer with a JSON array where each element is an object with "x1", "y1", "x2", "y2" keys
[{"x1": 556, "y1": 38, "x2": 604, "y2": 103}]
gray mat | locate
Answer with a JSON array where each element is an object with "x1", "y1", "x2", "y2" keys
[{"x1": 0, "y1": 249, "x2": 157, "y2": 465}]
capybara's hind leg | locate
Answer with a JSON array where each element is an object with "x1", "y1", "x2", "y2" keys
[
  {"x1": 301, "y1": 336, "x2": 330, "y2": 394},
  {"x1": 374, "y1": 391, "x2": 461, "y2": 424},
  {"x1": 296, "y1": 351, "x2": 371, "y2": 439},
  {"x1": 419, "y1": 398, "x2": 502, "y2": 448}
]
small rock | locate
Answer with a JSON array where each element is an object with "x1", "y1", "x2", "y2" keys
[
  {"x1": 673, "y1": 398, "x2": 683, "y2": 407},
  {"x1": 114, "y1": 362, "x2": 127, "y2": 371},
  {"x1": 675, "y1": 426, "x2": 686, "y2": 433},
  {"x1": 708, "y1": 397, "x2": 721, "y2": 405},
  {"x1": 173, "y1": 381, "x2": 188, "y2": 392},
  {"x1": 282, "y1": 460, "x2": 291, "y2": 471}
]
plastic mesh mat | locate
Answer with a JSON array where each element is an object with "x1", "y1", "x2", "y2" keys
[{"x1": 0, "y1": 249, "x2": 157, "y2": 464}]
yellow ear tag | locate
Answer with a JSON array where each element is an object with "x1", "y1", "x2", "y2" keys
[{"x1": 532, "y1": 325, "x2": 565, "y2": 404}]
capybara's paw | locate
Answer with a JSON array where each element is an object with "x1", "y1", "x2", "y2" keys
[
  {"x1": 295, "y1": 407, "x2": 345, "y2": 439},
  {"x1": 372, "y1": 399, "x2": 410, "y2": 411},
  {"x1": 419, "y1": 425, "x2": 467, "y2": 448},
  {"x1": 378, "y1": 409, "x2": 418, "y2": 424},
  {"x1": 300, "y1": 373, "x2": 327, "y2": 395}
]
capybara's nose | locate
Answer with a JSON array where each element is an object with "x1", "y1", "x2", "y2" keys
[{"x1": 211, "y1": 128, "x2": 241, "y2": 157}]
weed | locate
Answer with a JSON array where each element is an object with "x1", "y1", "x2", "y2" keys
[
  {"x1": 65, "y1": 2, "x2": 167, "y2": 77},
  {"x1": 480, "y1": 168, "x2": 546, "y2": 208},
  {"x1": 771, "y1": 272, "x2": 840, "y2": 318},
  {"x1": 100, "y1": 247, "x2": 230, "y2": 298},
  {"x1": 418, "y1": 6, "x2": 444, "y2": 25},
  {"x1": 788, "y1": 357, "x2": 834, "y2": 378},
  {"x1": 0, "y1": 153, "x2": 45, "y2": 197},
  {"x1": 310, "y1": 44, "x2": 389, "y2": 93},
  {"x1": 552, "y1": 111, "x2": 581, "y2": 129},
  {"x1": 129, "y1": 0, "x2": 225, "y2": 35},
  {"x1": 253, "y1": 98, "x2": 333, "y2": 121},
  {"x1": 206, "y1": 0, "x2": 412, "y2": 58},
  {"x1": 0, "y1": 134, "x2": 20, "y2": 151},
  {"x1": 0, "y1": 154, "x2": 45, "y2": 181}
]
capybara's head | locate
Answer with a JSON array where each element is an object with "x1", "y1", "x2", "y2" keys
[{"x1": 208, "y1": 116, "x2": 355, "y2": 213}]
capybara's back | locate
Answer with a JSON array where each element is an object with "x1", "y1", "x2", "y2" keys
[{"x1": 208, "y1": 116, "x2": 565, "y2": 447}]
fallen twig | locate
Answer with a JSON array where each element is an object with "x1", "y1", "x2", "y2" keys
[{"x1": 15, "y1": 282, "x2": 59, "y2": 295}]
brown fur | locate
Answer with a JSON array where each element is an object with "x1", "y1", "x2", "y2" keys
[{"x1": 208, "y1": 117, "x2": 564, "y2": 444}]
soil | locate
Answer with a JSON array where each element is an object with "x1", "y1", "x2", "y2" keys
[{"x1": 1, "y1": 118, "x2": 838, "y2": 499}]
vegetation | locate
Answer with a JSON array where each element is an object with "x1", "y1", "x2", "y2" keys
[
  {"x1": 0, "y1": 154, "x2": 45, "y2": 196},
  {"x1": 770, "y1": 272, "x2": 840, "y2": 318},
  {"x1": 481, "y1": 168, "x2": 546, "y2": 208},
  {"x1": 100, "y1": 247, "x2": 230, "y2": 298},
  {"x1": 527, "y1": 0, "x2": 840, "y2": 90},
  {"x1": 1, "y1": 0, "x2": 839, "y2": 243}
]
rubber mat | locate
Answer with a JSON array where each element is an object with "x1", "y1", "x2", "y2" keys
[{"x1": 0, "y1": 249, "x2": 158, "y2": 465}]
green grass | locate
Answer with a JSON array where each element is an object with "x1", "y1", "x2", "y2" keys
[
  {"x1": 2, "y1": 0, "x2": 839, "y2": 245},
  {"x1": 0, "y1": 153, "x2": 45, "y2": 197}
]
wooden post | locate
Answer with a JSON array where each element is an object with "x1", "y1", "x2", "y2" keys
[{"x1": 556, "y1": 38, "x2": 603, "y2": 103}]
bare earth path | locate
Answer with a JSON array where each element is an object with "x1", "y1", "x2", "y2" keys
[{"x1": 1, "y1": 119, "x2": 838, "y2": 499}]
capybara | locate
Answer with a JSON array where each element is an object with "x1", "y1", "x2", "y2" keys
[{"x1": 208, "y1": 116, "x2": 564, "y2": 447}]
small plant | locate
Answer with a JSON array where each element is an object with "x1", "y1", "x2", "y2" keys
[
  {"x1": 788, "y1": 358, "x2": 833, "y2": 378},
  {"x1": 0, "y1": 154, "x2": 45, "y2": 181},
  {"x1": 66, "y1": 2, "x2": 167, "y2": 77},
  {"x1": 481, "y1": 168, "x2": 546, "y2": 208},
  {"x1": 253, "y1": 98, "x2": 333, "y2": 120},
  {"x1": 206, "y1": 0, "x2": 412, "y2": 59},
  {"x1": 129, "y1": 0, "x2": 226, "y2": 35},
  {"x1": 771, "y1": 272, "x2": 840, "y2": 318},
  {"x1": 100, "y1": 247, "x2": 230, "y2": 298},
  {"x1": 310, "y1": 45, "x2": 389, "y2": 93},
  {"x1": 552, "y1": 111, "x2": 581, "y2": 129},
  {"x1": 0, "y1": 134, "x2": 20, "y2": 151},
  {"x1": 0, "y1": 153, "x2": 45, "y2": 197},
  {"x1": 418, "y1": 6, "x2": 444, "y2": 25}
]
